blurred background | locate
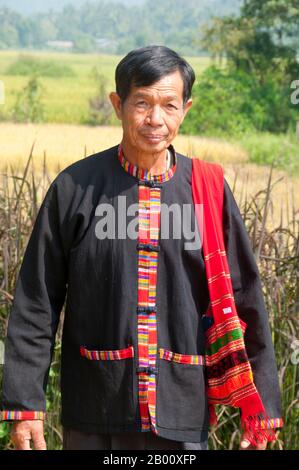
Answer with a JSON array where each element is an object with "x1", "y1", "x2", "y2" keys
[{"x1": 0, "y1": 0, "x2": 298, "y2": 450}]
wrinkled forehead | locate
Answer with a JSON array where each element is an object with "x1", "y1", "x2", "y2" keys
[{"x1": 129, "y1": 71, "x2": 184, "y2": 101}]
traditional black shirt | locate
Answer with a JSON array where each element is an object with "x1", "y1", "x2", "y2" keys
[{"x1": 0, "y1": 143, "x2": 283, "y2": 442}]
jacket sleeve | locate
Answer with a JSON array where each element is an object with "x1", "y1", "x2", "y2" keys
[
  {"x1": 0, "y1": 175, "x2": 70, "y2": 421},
  {"x1": 222, "y1": 178, "x2": 284, "y2": 429}
]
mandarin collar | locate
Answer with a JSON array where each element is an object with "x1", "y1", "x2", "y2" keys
[{"x1": 117, "y1": 142, "x2": 177, "y2": 183}]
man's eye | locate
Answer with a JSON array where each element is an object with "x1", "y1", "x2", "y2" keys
[
  {"x1": 167, "y1": 104, "x2": 177, "y2": 109},
  {"x1": 137, "y1": 101, "x2": 147, "y2": 105}
]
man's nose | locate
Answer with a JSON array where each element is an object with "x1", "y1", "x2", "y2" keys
[{"x1": 147, "y1": 105, "x2": 164, "y2": 126}]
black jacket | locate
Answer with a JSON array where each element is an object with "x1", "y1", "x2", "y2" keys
[{"x1": 0, "y1": 144, "x2": 283, "y2": 442}]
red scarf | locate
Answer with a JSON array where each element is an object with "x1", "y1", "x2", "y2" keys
[{"x1": 191, "y1": 158, "x2": 277, "y2": 446}]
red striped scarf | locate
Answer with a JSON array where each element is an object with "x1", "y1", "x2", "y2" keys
[{"x1": 191, "y1": 158, "x2": 278, "y2": 446}]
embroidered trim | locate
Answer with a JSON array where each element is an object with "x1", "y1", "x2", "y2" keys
[
  {"x1": 210, "y1": 293, "x2": 235, "y2": 307},
  {"x1": 159, "y1": 348, "x2": 206, "y2": 365},
  {"x1": 136, "y1": 181, "x2": 161, "y2": 435},
  {"x1": 0, "y1": 411, "x2": 46, "y2": 420},
  {"x1": 80, "y1": 345, "x2": 134, "y2": 360},
  {"x1": 117, "y1": 143, "x2": 177, "y2": 182},
  {"x1": 204, "y1": 249, "x2": 226, "y2": 261},
  {"x1": 207, "y1": 271, "x2": 231, "y2": 284},
  {"x1": 205, "y1": 318, "x2": 247, "y2": 358}
]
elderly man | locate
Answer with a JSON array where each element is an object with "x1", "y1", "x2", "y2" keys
[{"x1": 0, "y1": 45, "x2": 283, "y2": 450}]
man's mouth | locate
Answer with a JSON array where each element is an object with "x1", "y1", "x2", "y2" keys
[{"x1": 142, "y1": 134, "x2": 166, "y2": 141}]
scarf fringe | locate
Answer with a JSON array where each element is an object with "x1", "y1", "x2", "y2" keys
[
  {"x1": 209, "y1": 404, "x2": 277, "y2": 447},
  {"x1": 240, "y1": 414, "x2": 277, "y2": 447}
]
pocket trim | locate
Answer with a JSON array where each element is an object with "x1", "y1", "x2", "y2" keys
[
  {"x1": 80, "y1": 344, "x2": 134, "y2": 360},
  {"x1": 159, "y1": 348, "x2": 205, "y2": 365}
]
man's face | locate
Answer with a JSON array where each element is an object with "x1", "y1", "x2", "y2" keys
[{"x1": 110, "y1": 69, "x2": 193, "y2": 153}]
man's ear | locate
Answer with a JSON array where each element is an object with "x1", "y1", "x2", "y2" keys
[
  {"x1": 181, "y1": 98, "x2": 193, "y2": 123},
  {"x1": 109, "y1": 91, "x2": 122, "y2": 120}
]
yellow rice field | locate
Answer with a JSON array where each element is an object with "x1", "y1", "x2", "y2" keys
[{"x1": 0, "y1": 122, "x2": 298, "y2": 227}]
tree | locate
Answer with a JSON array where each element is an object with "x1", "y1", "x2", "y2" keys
[
  {"x1": 87, "y1": 67, "x2": 113, "y2": 126},
  {"x1": 12, "y1": 76, "x2": 45, "y2": 123},
  {"x1": 200, "y1": 0, "x2": 299, "y2": 85},
  {"x1": 186, "y1": 0, "x2": 299, "y2": 135}
]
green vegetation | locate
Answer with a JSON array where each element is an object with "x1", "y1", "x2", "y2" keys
[
  {"x1": 5, "y1": 55, "x2": 75, "y2": 77},
  {"x1": 231, "y1": 131, "x2": 299, "y2": 175},
  {"x1": 11, "y1": 76, "x2": 45, "y2": 123},
  {"x1": 86, "y1": 67, "x2": 115, "y2": 125},
  {"x1": 181, "y1": 66, "x2": 298, "y2": 135},
  {"x1": 182, "y1": 0, "x2": 299, "y2": 137},
  {"x1": 179, "y1": 0, "x2": 299, "y2": 174}
]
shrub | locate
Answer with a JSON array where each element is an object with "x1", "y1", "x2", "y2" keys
[
  {"x1": 181, "y1": 66, "x2": 298, "y2": 137},
  {"x1": 86, "y1": 67, "x2": 114, "y2": 126},
  {"x1": 11, "y1": 76, "x2": 45, "y2": 123}
]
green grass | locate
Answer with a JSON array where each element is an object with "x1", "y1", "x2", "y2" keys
[{"x1": 230, "y1": 131, "x2": 299, "y2": 176}]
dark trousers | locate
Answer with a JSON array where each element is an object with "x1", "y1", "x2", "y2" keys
[{"x1": 62, "y1": 427, "x2": 209, "y2": 450}]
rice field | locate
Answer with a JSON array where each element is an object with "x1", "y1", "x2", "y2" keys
[{"x1": 0, "y1": 122, "x2": 298, "y2": 229}]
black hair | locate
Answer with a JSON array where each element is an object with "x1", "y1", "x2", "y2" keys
[{"x1": 115, "y1": 45, "x2": 195, "y2": 108}]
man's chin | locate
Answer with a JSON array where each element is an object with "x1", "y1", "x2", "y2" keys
[{"x1": 138, "y1": 137, "x2": 169, "y2": 150}]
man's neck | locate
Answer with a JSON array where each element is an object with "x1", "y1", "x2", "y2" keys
[{"x1": 120, "y1": 140, "x2": 169, "y2": 175}]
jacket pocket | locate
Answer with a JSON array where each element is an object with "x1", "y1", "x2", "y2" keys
[
  {"x1": 156, "y1": 348, "x2": 209, "y2": 431},
  {"x1": 80, "y1": 345, "x2": 134, "y2": 360},
  {"x1": 78, "y1": 343, "x2": 136, "y2": 427},
  {"x1": 158, "y1": 348, "x2": 205, "y2": 365}
]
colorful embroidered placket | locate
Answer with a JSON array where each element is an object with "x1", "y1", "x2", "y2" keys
[
  {"x1": 136, "y1": 183, "x2": 160, "y2": 433},
  {"x1": 117, "y1": 143, "x2": 176, "y2": 435}
]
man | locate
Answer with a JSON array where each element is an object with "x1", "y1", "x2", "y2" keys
[{"x1": 0, "y1": 45, "x2": 283, "y2": 450}]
